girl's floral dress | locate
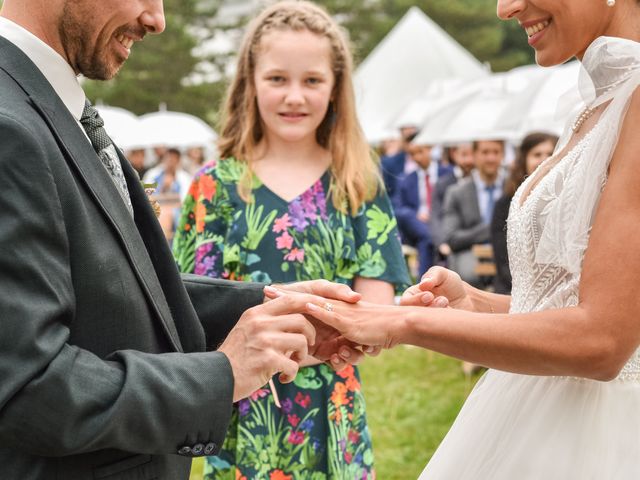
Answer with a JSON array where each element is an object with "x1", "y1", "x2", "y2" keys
[{"x1": 173, "y1": 158, "x2": 409, "y2": 480}]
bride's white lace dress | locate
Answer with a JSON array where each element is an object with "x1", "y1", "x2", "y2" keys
[{"x1": 420, "y1": 36, "x2": 640, "y2": 479}]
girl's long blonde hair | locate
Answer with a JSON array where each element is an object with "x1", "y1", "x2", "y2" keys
[{"x1": 217, "y1": 0, "x2": 381, "y2": 214}]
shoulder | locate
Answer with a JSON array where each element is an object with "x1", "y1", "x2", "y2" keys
[{"x1": 449, "y1": 177, "x2": 474, "y2": 196}]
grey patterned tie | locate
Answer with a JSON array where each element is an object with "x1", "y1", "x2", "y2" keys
[{"x1": 80, "y1": 100, "x2": 134, "y2": 216}]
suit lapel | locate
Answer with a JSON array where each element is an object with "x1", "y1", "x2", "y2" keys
[
  {"x1": 467, "y1": 180, "x2": 483, "y2": 224},
  {"x1": 0, "y1": 37, "x2": 183, "y2": 352}
]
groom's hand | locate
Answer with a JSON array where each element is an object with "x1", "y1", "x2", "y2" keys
[
  {"x1": 264, "y1": 285, "x2": 370, "y2": 370},
  {"x1": 218, "y1": 295, "x2": 316, "y2": 402}
]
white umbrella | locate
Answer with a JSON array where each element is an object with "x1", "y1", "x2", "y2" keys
[
  {"x1": 495, "y1": 61, "x2": 581, "y2": 139},
  {"x1": 95, "y1": 105, "x2": 146, "y2": 151},
  {"x1": 138, "y1": 111, "x2": 218, "y2": 149}
]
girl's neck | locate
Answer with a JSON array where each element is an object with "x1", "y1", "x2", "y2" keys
[{"x1": 255, "y1": 135, "x2": 330, "y2": 168}]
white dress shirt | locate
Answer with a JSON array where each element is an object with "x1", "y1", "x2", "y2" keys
[{"x1": 0, "y1": 16, "x2": 85, "y2": 121}]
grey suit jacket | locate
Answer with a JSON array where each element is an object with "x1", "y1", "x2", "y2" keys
[
  {"x1": 0, "y1": 36, "x2": 264, "y2": 479},
  {"x1": 441, "y1": 177, "x2": 491, "y2": 252}
]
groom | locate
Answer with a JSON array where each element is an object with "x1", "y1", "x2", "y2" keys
[{"x1": 0, "y1": 1, "x2": 358, "y2": 479}]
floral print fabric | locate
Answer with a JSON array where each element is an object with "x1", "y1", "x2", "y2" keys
[{"x1": 173, "y1": 158, "x2": 409, "y2": 479}]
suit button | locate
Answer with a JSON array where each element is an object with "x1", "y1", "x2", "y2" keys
[
  {"x1": 178, "y1": 446, "x2": 192, "y2": 456},
  {"x1": 192, "y1": 443, "x2": 205, "y2": 455},
  {"x1": 204, "y1": 442, "x2": 217, "y2": 455}
]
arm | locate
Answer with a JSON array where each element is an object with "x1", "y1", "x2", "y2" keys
[
  {"x1": 0, "y1": 117, "x2": 236, "y2": 456},
  {"x1": 308, "y1": 92, "x2": 640, "y2": 381}
]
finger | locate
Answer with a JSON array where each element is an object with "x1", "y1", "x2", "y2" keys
[
  {"x1": 263, "y1": 285, "x2": 285, "y2": 300},
  {"x1": 338, "y1": 345, "x2": 364, "y2": 365},
  {"x1": 258, "y1": 313, "x2": 317, "y2": 347},
  {"x1": 432, "y1": 296, "x2": 449, "y2": 308},
  {"x1": 310, "y1": 280, "x2": 361, "y2": 304},
  {"x1": 258, "y1": 294, "x2": 316, "y2": 317},
  {"x1": 305, "y1": 302, "x2": 348, "y2": 333},
  {"x1": 399, "y1": 287, "x2": 429, "y2": 306},
  {"x1": 329, "y1": 353, "x2": 348, "y2": 372},
  {"x1": 266, "y1": 332, "x2": 311, "y2": 360},
  {"x1": 278, "y1": 357, "x2": 300, "y2": 384},
  {"x1": 362, "y1": 345, "x2": 382, "y2": 357},
  {"x1": 419, "y1": 266, "x2": 448, "y2": 291}
]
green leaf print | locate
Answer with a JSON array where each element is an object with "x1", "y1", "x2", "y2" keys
[
  {"x1": 293, "y1": 368, "x2": 323, "y2": 390},
  {"x1": 365, "y1": 204, "x2": 398, "y2": 245},
  {"x1": 242, "y1": 201, "x2": 278, "y2": 251},
  {"x1": 357, "y1": 244, "x2": 387, "y2": 278},
  {"x1": 223, "y1": 243, "x2": 241, "y2": 267},
  {"x1": 216, "y1": 157, "x2": 246, "y2": 184},
  {"x1": 173, "y1": 227, "x2": 196, "y2": 273}
]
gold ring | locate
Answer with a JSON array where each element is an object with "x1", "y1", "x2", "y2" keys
[{"x1": 323, "y1": 302, "x2": 334, "y2": 312}]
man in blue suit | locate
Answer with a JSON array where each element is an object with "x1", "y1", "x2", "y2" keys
[
  {"x1": 394, "y1": 141, "x2": 437, "y2": 278},
  {"x1": 381, "y1": 125, "x2": 418, "y2": 199}
]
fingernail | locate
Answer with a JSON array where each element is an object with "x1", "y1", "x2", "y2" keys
[
  {"x1": 421, "y1": 293, "x2": 433, "y2": 304},
  {"x1": 340, "y1": 348, "x2": 351, "y2": 359},
  {"x1": 364, "y1": 346, "x2": 375, "y2": 353},
  {"x1": 264, "y1": 285, "x2": 280, "y2": 296},
  {"x1": 331, "y1": 355, "x2": 340, "y2": 364},
  {"x1": 435, "y1": 297, "x2": 448, "y2": 307},
  {"x1": 307, "y1": 302, "x2": 320, "y2": 312}
]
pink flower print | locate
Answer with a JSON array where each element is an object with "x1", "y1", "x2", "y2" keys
[
  {"x1": 287, "y1": 414, "x2": 300, "y2": 427},
  {"x1": 288, "y1": 430, "x2": 305, "y2": 445},
  {"x1": 284, "y1": 248, "x2": 304, "y2": 263},
  {"x1": 295, "y1": 392, "x2": 311, "y2": 408},
  {"x1": 249, "y1": 388, "x2": 270, "y2": 401},
  {"x1": 272, "y1": 213, "x2": 292, "y2": 233},
  {"x1": 276, "y1": 231, "x2": 294, "y2": 250}
]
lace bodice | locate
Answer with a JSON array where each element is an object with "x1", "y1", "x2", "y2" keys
[{"x1": 507, "y1": 120, "x2": 640, "y2": 380}]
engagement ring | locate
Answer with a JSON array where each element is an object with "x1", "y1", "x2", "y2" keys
[{"x1": 323, "y1": 302, "x2": 334, "y2": 312}]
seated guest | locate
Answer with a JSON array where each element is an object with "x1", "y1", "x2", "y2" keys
[
  {"x1": 431, "y1": 143, "x2": 475, "y2": 255},
  {"x1": 395, "y1": 140, "x2": 436, "y2": 278},
  {"x1": 381, "y1": 124, "x2": 418, "y2": 199},
  {"x1": 442, "y1": 139, "x2": 505, "y2": 288},
  {"x1": 491, "y1": 132, "x2": 558, "y2": 294}
]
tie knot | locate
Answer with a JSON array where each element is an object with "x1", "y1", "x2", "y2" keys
[
  {"x1": 80, "y1": 100, "x2": 111, "y2": 152},
  {"x1": 485, "y1": 184, "x2": 495, "y2": 193}
]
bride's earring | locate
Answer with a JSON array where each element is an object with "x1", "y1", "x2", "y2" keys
[{"x1": 607, "y1": 0, "x2": 615, "y2": 6}]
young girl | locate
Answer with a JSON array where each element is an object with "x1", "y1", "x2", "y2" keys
[{"x1": 173, "y1": 2, "x2": 409, "y2": 479}]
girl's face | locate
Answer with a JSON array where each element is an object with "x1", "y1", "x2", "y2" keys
[
  {"x1": 496, "y1": 0, "x2": 618, "y2": 66},
  {"x1": 525, "y1": 139, "x2": 555, "y2": 175},
  {"x1": 253, "y1": 29, "x2": 335, "y2": 146}
]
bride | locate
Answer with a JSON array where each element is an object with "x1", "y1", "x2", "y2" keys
[{"x1": 288, "y1": 0, "x2": 640, "y2": 477}]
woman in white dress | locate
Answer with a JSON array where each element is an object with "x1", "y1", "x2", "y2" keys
[{"x1": 289, "y1": 0, "x2": 640, "y2": 477}]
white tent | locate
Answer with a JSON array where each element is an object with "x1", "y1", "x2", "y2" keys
[{"x1": 354, "y1": 6, "x2": 489, "y2": 144}]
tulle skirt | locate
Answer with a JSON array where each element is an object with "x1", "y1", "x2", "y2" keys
[{"x1": 419, "y1": 369, "x2": 640, "y2": 479}]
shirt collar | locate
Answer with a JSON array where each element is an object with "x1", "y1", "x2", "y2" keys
[{"x1": 0, "y1": 17, "x2": 85, "y2": 121}]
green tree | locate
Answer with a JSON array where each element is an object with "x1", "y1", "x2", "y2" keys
[
  {"x1": 84, "y1": 0, "x2": 226, "y2": 123},
  {"x1": 315, "y1": 0, "x2": 533, "y2": 71}
]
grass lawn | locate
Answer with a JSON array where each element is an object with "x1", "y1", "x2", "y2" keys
[{"x1": 190, "y1": 347, "x2": 481, "y2": 479}]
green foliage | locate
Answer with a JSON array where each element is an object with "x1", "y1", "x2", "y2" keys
[
  {"x1": 190, "y1": 348, "x2": 482, "y2": 480},
  {"x1": 84, "y1": 0, "x2": 227, "y2": 121}
]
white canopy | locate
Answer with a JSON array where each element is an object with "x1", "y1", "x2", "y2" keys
[
  {"x1": 411, "y1": 62, "x2": 581, "y2": 145},
  {"x1": 354, "y1": 6, "x2": 489, "y2": 144}
]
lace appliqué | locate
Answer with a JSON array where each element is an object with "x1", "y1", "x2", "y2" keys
[{"x1": 507, "y1": 122, "x2": 640, "y2": 381}]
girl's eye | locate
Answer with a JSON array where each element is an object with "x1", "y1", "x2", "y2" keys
[
  {"x1": 306, "y1": 77, "x2": 322, "y2": 85},
  {"x1": 269, "y1": 76, "x2": 285, "y2": 83}
]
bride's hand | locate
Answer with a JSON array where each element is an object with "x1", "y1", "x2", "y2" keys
[{"x1": 400, "y1": 266, "x2": 475, "y2": 311}]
